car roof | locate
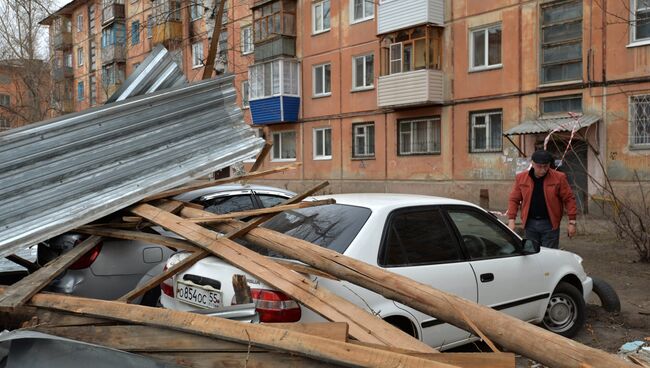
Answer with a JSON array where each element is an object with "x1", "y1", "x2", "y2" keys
[
  {"x1": 312, "y1": 193, "x2": 479, "y2": 211},
  {"x1": 174, "y1": 183, "x2": 296, "y2": 202}
]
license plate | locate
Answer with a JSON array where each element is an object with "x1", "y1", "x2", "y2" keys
[{"x1": 176, "y1": 281, "x2": 222, "y2": 308}]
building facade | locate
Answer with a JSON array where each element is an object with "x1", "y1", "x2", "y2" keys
[{"x1": 41, "y1": 0, "x2": 650, "y2": 213}]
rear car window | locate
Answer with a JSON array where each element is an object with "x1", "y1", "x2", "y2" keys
[{"x1": 261, "y1": 204, "x2": 371, "y2": 254}]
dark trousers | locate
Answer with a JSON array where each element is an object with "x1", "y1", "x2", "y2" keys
[{"x1": 525, "y1": 218, "x2": 560, "y2": 249}]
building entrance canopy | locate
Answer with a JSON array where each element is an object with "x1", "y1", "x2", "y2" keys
[{"x1": 503, "y1": 114, "x2": 600, "y2": 136}]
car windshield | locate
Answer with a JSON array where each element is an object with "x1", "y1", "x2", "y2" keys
[{"x1": 260, "y1": 204, "x2": 371, "y2": 254}]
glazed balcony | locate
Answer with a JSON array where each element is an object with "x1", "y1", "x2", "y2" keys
[
  {"x1": 101, "y1": 44, "x2": 126, "y2": 65},
  {"x1": 378, "y1": 0, "x2": 443, "y2": 35},
  {"x1": 52, "y1": 66, "x2": 73, "y2": 81},
  {"x1": 52, "y1": 31, "x2": 72, "y2": 50},
  {"x1": 102, "y1": 3, "x2": 125, "y2": 25},
  {"x1": 248, "y1": 58, "x2": 300, "y2": 125},
  {"x1": 152, "y1": 21, "x2": 182, "y2": 45}
]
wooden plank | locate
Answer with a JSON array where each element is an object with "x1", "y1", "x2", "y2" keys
[
  {"x1": 181, "y1": 208, "x2": 635, "y2": 368},
  {"x1": 131, "y1": 203, "x2": 437, "y2": 353},
  {"x1": 141, "y1": 352, "x2": 340, "y2": 368},
  {"x1": 0, "y1": 236, "x2": 103, "y2": 310},
  {"x1": 5, "y1": 254, "x2": 40, "y2": 272},
  {"x1": 185, "y1": 199, "x2": 335, "y2": 223},
  {"x1": 143, "y1": 164, "x2": 300, "y2": 202},
  {"x1": 21, "y1": 292, "x2": 457, "y2": 368},
  {"x1": 76, "y1": 227, "x2": 197, "y2": 252},
  {"x1": 249, "y1": 141, "x2": 272, "y2": 173},
  {"x1": 265, "y1": 322, "x2": 348, "y2": 342}
]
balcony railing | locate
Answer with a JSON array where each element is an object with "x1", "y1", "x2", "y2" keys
[
  {"x1": 377, "y1": 69, "x2": 443, "y2": 108},
  {"x1": 53, "y1": 32, "x2": 72, "y2": 50},
  {"x1": 52, "y1": 66, "x2": 74, "y2": 81},
  {"x1": 102, "y1": 3, "x2": 125, "y2": 25},
  {"x1": 101, "y1": 44, "x2": 126, "y2": 65},
  {"x1": 378, "y1": 0, "x2": 443, "y2": 35}
]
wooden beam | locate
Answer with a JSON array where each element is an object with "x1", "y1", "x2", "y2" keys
[
  {"x1": 185, "y1": 199, "x2": 335, "y2": 223},
  {"x1": 21, "y1": 292, "x2": 456, "y2": 368},
  {"x1": 5, "y1": 254, "x2": 40, "y2": 272},
  {"x1": 143, "y1": 163, "x2": 300, "y2": 202},
  {"x1": 131, "y1": 203, "x2": 436, "y2": 353},
  {"x1": 76, "y1": 227, "x2": 197, "y2": 252},
  {"x1": 180, "y1": 207, "x2": 636, "y2": 368},
  {"x1": 0, "y1": 236, "x2": 103, "y2": 310},
  {"x1": 201, "y1": 0, "x2": 227, "y2": 80},
  {"x1": 249, "y1": 141, "x2": 272, "y2": 173}
]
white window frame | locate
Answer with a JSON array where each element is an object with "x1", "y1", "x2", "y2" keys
[
  {"x1": 248, "y1": 59, "x2": 300, "y2": 100},
  {"x1": 241, "y1": 80, "x2": 249, "y2": 109},
  {"x1": 398, "y1": 117, "x2": 441, "y2": 155},
  {"x1": 313, "y1": 127, "x2": 332, "y2": 160},
  {"x1": 312, "y1": 0, "x2": 330, "y2": 34},
  {"x1": 0, "y1": 94, "x2": 10, "y2": 107},
  {"x1": 271, "y1": 130, "x2": 297, "y2": 161},
  {"x1": 77, "y1": 14, "x2": 83, "y2": 32},
  {"x1": 192, "y1": 42, "x2": 203, "y2": 68},
  {"x1": 629, "y1": 94, "x2": 650, "y2": 149},
  {"x1": 190, "y1": 0, "x2": 203, "y2": 20},
  {"x1": 352, "y1": 123, "x2": 375, "y2": 158},
  {"x1": 77, "y1": 47, "x2": 84, "y2": 66},
  {"x1": 313, "y1": 63, "x2": 331, "y2": 97},
  {"x1": 470, "y1": 111, "x2": 503, "y2": 153},
  {"x1": 350, "y1": 0, "x2": 374, "y2": 24},
  {"x1": 469, "y1": 23, "x2": 502, "y2": 71},
  {"x1": 241, "y1": 25, "x2": 253, "y2": 55},
  {"x1": 352, "y1": 53, "x2": 374, "y2": 90},
  {"x1": 630, "y1": 0, "x2": 650, "y2": 45},
  {"x1": 389, "y1": 43, "x2": 402, "y2": 74}
]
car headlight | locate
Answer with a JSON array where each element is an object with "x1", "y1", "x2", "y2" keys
[{"x1": 165, "y1": 251, "x2": 192, "y2": 269}]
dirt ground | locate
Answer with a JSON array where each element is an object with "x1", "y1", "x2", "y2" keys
[{"x1": 566, "y1": 218, "x2": 649, "y2": 353}]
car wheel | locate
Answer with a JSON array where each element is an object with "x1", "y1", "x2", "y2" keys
[
  {"x1": 542, "y1": 282, "x2": 585, "y2": 337},
  {"x1": 591, "y1": 277, "x2": 621, "y2": 313}
]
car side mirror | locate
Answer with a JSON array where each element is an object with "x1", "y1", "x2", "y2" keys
[{"x1": 521, "y1": 238, "x2": 541, "y2": 255}]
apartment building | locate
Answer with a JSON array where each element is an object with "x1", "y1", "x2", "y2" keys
[
  {"x1": 0, "y1": 60, "x2": 50, "y2": 130},
  {"x1": 41, "y1": 0, "x2": 650, "y2": 212}
]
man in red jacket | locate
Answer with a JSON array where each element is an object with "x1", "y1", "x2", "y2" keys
[{"x1": 507, "y1": 150, "x2": 578, "y2": 248}]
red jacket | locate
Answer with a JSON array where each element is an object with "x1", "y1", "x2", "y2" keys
[{"x1": 508, "y1": 168, "x2": 577, "y2": 230}]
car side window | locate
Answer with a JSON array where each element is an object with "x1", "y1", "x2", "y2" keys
[
  {"x1": 257, "y1": 194, "x2": 288, "y2": 208},
  {"x1": 202, "y1": 195, "x2": 255, "y2": 215},
  {"x1": 446, "y1": 208, "x2": 519, "y2": 260},
  {"x1": 379, "y1": 208, "x2": 462, "y2": 267}
]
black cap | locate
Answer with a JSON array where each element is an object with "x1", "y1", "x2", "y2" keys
[{"x1": 531, "y1": 150, "x2": 553, "y2": 164}]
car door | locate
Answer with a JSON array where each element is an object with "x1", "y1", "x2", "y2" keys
[
  {"x1": 444, "y1": 206, "x2": 547, "y2": 321},
  {"x1": 377, "y1": 206, "x2": 477, "y2": 349}
]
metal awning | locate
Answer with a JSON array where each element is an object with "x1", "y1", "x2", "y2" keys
[{"x1": 503, "y1": 114, "x2": 600, "y2": 136}]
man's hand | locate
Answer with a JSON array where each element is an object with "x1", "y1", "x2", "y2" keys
[
  {"x1": 567, "y1": 222, "x2": 577, "y2": 238},
  {"x1": 508, "y1": 219, "x2": 516, "y2": 231}
]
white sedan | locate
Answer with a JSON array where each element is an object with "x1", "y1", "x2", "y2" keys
[{"x1": 160, "y1": 193, "x2": 592, "y2": 350}]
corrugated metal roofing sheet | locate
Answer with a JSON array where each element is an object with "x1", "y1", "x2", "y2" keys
[
  {"x1": 0, "y1": 75, "x2": 264, "y2": 256},
  {"x1": 503, "y1": 114, "x2": 600, "y2": 136}
]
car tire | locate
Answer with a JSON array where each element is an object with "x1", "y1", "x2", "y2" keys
[
  {"x1": 591, "y1": 277, "x2": 621, "y2": 313},
  {"x1": 542, "y1": 282, "x2": 585, "y2": 338},
  {"x1": 140, "y1": 287, "x2": 161, "y2": 307}
]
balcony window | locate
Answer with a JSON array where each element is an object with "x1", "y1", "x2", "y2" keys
[
  {"x1": 77, "y1": 47, "x2": 84, "y2": 66},
  {"x1": 252, "y1": 0, "x2": 296, "y2": 43},
  {"x1": 398, "y1": 117, "x2": 441, "y2": 155},
  {"x1": 381, "y1": 25, "x2": 442, "y2": 76},
  {"x1": 313, "y1": 63, "x2": 331, "y2": 97},
  {"x1": 470, "y1": 24, "x2": 501, "y2": 71},
  {"x1": 352, "y1": 54, "x2": 373, "y2": 90},
  {"x1": 190, "y1": 0, "x2": 204, "y2": 20},
  {"x1": 241, "y1": 25, "x2": 253, "y2": 54},
  {"x1": 314, "y1": 127, "x2": 332, "y2": 160},
  {"x1": 272, "y1": 130, "x2": 296, "y2": 160},
  {"x1": 192, "y1": 42, "x2": 204, "y2": 68},
  {"x1": 470, "y1": 110, "x2": 502, "y2": 153},
  {"x1": 64, "y1": 52, "x2": 73, "y2": 67},
  {"x1": 352, "y1": 122, "x2": 375, "y2": 158},
  {"x1": 102, "y1": 0, "x2": 124, "y2": 7},
  {"x1": 541, "y1": 95, "x2": 582, "y2": 115},
  {"x1": 312, "y1": 0, "x2": 330, "y2": 34},
  {"x1": 630, "y1": 94, "x2": 650, "y2": 148},
  {"x1": 541, "y1": 0, "x2": 582, "y2": 84},
  {"x1": 351, "y1": 0, "x2": 373, "y2": 23},
  {"x1": 131, "y1": 21, "x2": 140, "y2": 45},
  {"x1": 631, "y1": 0, "x2": 650, "y2": 43},
  {"x1": 102, "y1": 63, "x2": 125, "y2": 86},
  {"x1": 153, "y1": 0, "x2": 181, "y2": 23},
  {"x1": 101, "y1": 23, "x2": 125, "y2": 47},
  {"x1": 249, "y1": 59, "x2": 299, "y2": 100}
]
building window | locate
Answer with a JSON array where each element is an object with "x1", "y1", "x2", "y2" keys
[
  {"x1": 77, "y1": 81, "x2": 85, "y2": 101},
  {"x1": 0, "y1": 94, "x2": 10, "y2": 107},
  {"x1": 101, "y1": 23, "x2": 126, "y2": 47},
  {"x1": 631, "y1": 0, "x2": 650, "y2": 43},
  {"x1": 190, "y1": 0, "x2": 203, "y2": 20},
  {"x1": 252, "y1": 0, "x2": 297, "y2": 44},
  {"x1": 352, "y1": 122, "x2": 375, "y2": 158},
  {"x1": 64, "y1": 52, "x2": 73, "y2": 67},
  {"x1": 312, "y1": 0, "x2": 330, "y2": 34},
  {"x1": 153, "y1": 0, "x2": 181, "y2": 22},
  {"x1": 352, "y1": 54, "x2": 373, "y2": 90},
  {"x1": 77, "y1": 14, "x2": 83, "y2": 32},
  {"x1": 0, "y1": 118, "x2": 9, "y2": 130},
  {"x1": 382, "y1": 26, "x2": 443, "y2": 75},
  {"x1": 470, "y1": 110, "x2": 502, "y2": 153},
  {"x1": 131, "y1": 21, "x2": 140, "y2": 45},
  {"x1": 89, "y1": 40, "x2": 97, "y2": 71},
  {"x1": 541, "y1": 95, "x2": 582, "y2": 115},
  {"x1": 216, "y1": 30, "x2": 228, "y2": 73},
  {"x1": 541, "y1": 1, "x2": 582, "y2": 84},
  {"x1": 272, "y1": 131, "x2": 296, "y2": 160},
  {"x1": 313, "y1": 127, "x2": 332, "y2": 159},
  {"x1": 241, "y1": 25, "x2": 253, "y2": 54},
  {"x1": 313, "y1": 63, "x2": 331, "y2": 97},
  {"x1": 630, "y1": 94, "x2": 650, "y2": 148},
  {"x1": 88, "y1": 4, "x2": 95, "y2": 34},
  {"x1": 77, "y1": 47, "x2": 84, "y2": 66},
  {"x1": 241, "y1": 80, "x2": 249, "y2": 108},
  {"x1": 147, "y1": 15, "x2": 153, "y2": 38},
  {"x1": 89, "y1": 75, "x2": 97, "y2": 106},
  {"x1": 249, "y1": 59, "x2": 299, "y2": 99},
  {"x1": 192, "y1": 42, "x2": 204, "y2": 68},
  {"x1": 398, "y1": 117, "x2": 441, "y2": 155},
  {"x1": 352, "y1": 0, "x2": 373, "y2": 23},
  {"x1": 470, "y1": 24, "x2": 501, "y2": 70},
  {"x1": 102, "y1": 63, "x2": 125, "y2": 86}
]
